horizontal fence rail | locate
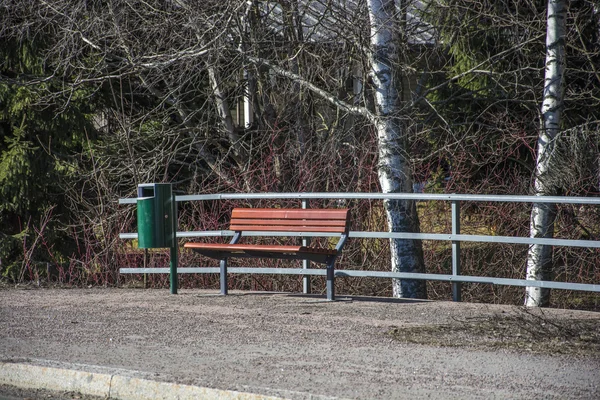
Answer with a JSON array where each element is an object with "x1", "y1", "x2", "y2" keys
[
  {"x1": 119, "y1": 192, "x2": 600, "y2": 299},
  {"x1": 119, "y1": 192, "x2": 600, "y2": 205},
  {"x1": 119, "y1": 230, "x2": 600, "y2": 249},
  {"x1": 117, "y1": 268, "x2": 600, "y2": 293}
]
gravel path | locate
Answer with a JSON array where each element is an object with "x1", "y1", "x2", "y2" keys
[{"x1": 1, "y1": 287, "x2": 599, "y2": 399}]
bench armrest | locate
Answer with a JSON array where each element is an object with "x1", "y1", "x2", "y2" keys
[
  {"x1": 230, "y1": 231, "x2": 242, "y2": 245},
  {"x1": 334, "y1": 233, "x2": 349, "y2": 253}
]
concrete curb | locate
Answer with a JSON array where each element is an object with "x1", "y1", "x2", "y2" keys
[{"x1": 0, "y1": 361, "x2": 288, "y2": 400}]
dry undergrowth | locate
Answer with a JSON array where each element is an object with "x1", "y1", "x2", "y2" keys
[{"x1": 387, "y1": 308, "x2": 600, "y2": 355}]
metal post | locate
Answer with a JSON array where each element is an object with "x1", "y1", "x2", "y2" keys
[
  {"x1": 170, "y1": 245, "x2": 178, "y2": 294},
  {"x1": 451, "y1": 200, "x2": 461, "y2": 302},
  {"x1": 169, "y1": 192, "x2": 178, "y2": 294},
  {"x1": 301, "y1": 199, "x2": 311, "y2": 294},
  {"x1": 326, "y1": 259, "x2": 335, "y2": 301},
  {"x1": 143, "y1": 249, "x2": 148, "y2": 289},
  {"x1": 220, "y1": 259, "x2": 228, "y2": 295}
]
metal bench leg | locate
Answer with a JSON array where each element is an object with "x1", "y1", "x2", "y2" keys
[
  {"x1": 220, "y1": 258, "x2": 228, "y2": 295},
  {"x1": 326, "y1": 258, "x2": 335, "y2": 301}
]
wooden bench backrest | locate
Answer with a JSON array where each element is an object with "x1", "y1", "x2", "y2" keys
[{"x1": 229, "y1": 208, "x2": 350, "y2": 233}]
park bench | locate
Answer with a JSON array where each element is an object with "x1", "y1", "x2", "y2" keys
[{"x1": 184, "y1": 208, "x2": 350, "y2": 300}]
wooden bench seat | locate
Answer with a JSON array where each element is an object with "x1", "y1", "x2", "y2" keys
[{"x1": 184, "y1": 208, "x2": 350, "y2": 300}]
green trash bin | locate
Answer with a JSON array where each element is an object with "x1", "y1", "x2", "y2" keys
[
  {"x1": 136, "y1": 183, "x2": 178, "y2": 294},
  {"x1": 137, "y1": 183, "x2": 175, "y2": 249}
]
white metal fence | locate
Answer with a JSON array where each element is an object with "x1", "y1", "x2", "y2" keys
[{"x1": 119, "y1": 192, "x2": 600, "y2": 300}]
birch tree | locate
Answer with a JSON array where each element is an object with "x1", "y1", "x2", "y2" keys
[
  {"x1": 368, "y1": 0, "x2": 426, "y2": 298},
  {"x1": 525, "y1": 0, "x2": 566, "y2": 307}
]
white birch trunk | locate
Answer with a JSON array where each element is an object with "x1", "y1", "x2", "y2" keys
[
  {"x1": 525, "y1": 0, "x2": 566, "y2": 307},
  {"x1": 368, "y1": 0, "x2": 426, "y2": 298},
  {"x1": 208, "y1": 65, "x2": 248, "y2": 165},
  {"x1": 243, "y1": 69, "x2": 254, "y2": 129},
  {"x1": 208, "y1": 66, "x2": 236, "y2": 140}
]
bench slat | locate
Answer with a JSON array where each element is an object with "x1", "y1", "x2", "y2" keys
[
  {"x1": 229, "y1": 208, "x2": 349, "y2": 233},
  {"x1": 231, "y1": 208, "x2": 349, "y2": 220},
  {"x1": 230, "y1": 218, "x2": 347, "y2": 227},
  {"x1": 184, "y1": 243, "x2": 337, "y2": 255},
  {"x1": 229, "y1": 225, "x2": 345, "y2": 232}
]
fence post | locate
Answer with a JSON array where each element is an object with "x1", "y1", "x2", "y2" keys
[
  {"x1": 302, "y1": 199, "x2": 311, "y2": 294},
  {"x1": 170, "y1": 191, "x2": 178, "y2": 294},
  {"x1": 451, "y1": 200, "x2": 461, "y2": 302}
]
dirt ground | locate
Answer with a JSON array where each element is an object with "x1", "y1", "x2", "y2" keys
[{"x1": 1, "y1": 287, "x2": 599, "y2": 399}]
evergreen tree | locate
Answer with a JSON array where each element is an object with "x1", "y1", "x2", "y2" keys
[{"x1": 0, "y1": 37, "x2": 99, "y2": 279}]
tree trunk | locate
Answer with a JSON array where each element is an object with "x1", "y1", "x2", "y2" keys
[
  {"x1": 368, "y1": 0, "x2": 426, "y2": 298},
  {"x1": 208, "y1": 65, "x2": 249, "y2": 164},
  {"x1": 525, "y1": 0, "x2": 566, "y2": 307}
]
